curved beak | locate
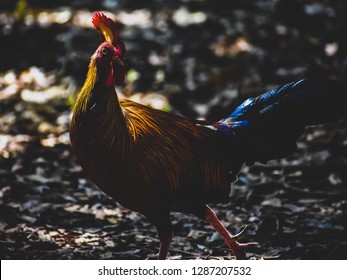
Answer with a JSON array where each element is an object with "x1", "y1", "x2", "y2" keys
[{"x1": 115, "y1": 56, "x2": 126, "y2": 67}]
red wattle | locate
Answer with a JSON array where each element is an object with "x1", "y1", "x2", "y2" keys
[{"x1": 106, "y1": 63, "x2": 115, "y2": 87}]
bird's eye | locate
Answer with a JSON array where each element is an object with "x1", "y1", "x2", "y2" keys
[{"x1": 101, "y1": 47, "x2": 108, "y2": 55}]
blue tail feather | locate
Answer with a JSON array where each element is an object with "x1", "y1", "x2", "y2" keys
[{"x1": 218, "y1": 79, "x2": 347, "y2": 164}]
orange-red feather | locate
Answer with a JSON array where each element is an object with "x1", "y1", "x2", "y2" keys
[
  {"x1": 70, "y1": 55, "x2": 233, "y2": 219},
  {"x1": 70, "y1": 12, "x2": 236, "y2": 233}
]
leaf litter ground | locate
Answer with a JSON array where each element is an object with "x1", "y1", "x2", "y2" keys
[
  {"x1": 1, "y1": 96, "x2": 346, "y2": 259},
  {"x1": 1, "y1": 1, "x2": 347, "y2": 260}
]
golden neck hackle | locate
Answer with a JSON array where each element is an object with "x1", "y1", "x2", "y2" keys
[
  {"x1": 72, "y1": 58, "x2": 97, "y2": 116},
  {"x1": 70, "y1": 57, "x2": 130, "y2": 158}
]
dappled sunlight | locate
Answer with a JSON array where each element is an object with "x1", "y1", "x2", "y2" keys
[
  {"x1": 0, "y1": 0, "x2": 347, "y2": 260},
  {"x1": 0, "y1": 134, "x2": 31, "y2": 158}
]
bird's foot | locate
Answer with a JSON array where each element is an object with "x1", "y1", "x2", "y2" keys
[
  {"x1": 234, "y1": 226, "x2": 258, "y2": 247},
  {"x1": 227, "y1": 226, "x2": 258, "y2": 260},
  {"x1": 204, "y1": 205, "x2": 258, "y2": 260},
  {"x1": 146, "y1": 253, "x2": 160, "y2": 260},
  {"x1": 226, "y1": 239, "x2": 258, "y2": 260}
]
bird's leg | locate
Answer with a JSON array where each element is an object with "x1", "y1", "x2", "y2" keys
[
  {"x1": 151, "y1": 214, "x2": 173, "y2": 260},
  {"x1": 159, "y1": 231, "x2": 174, "y2": 260},
  {"x1": 204, "y1": 204, "x2": 256, "y2": 260}
]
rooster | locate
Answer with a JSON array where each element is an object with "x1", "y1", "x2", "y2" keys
[{"x1": 70, "y1": 13, "x2": 347, "y2": 259}]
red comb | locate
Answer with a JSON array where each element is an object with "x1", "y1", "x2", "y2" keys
[{"x1": 92, "y1": 12, "x2": 120, "y2": 43}]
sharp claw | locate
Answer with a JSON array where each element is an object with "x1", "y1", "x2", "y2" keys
[
  {"x1": 233, "y1": 226, "x2": 258, "y2": 246},
  {"x1": 204, "y1": 206, "x2": 257, "y2": 260},
  {"x1": 230, "y1": 227, "x2": 258, "y2": 259},
  {"x1": 233, "y1": 225, "x2": 248, "y2": 239}
]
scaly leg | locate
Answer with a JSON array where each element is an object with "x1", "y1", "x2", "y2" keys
[
  {"x1": 158, "y1": 231, "x2": 174, "y2": 260},
  {"x1": 152, "y1": 214, "x2": 173, "y2": 260},
  {"x1": 204, "y1": 204, "x2": 256, "y2": 260}
]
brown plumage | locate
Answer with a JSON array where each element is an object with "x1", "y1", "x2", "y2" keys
[
  {"x1": 70, "y1": 13, "x2": 347, "y2": 259},
  {"x1": 70, "y1": 41, "x2": 244, "y2": 256}
]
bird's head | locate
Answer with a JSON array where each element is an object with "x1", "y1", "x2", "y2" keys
[
  {"x1": 92, "y1": 41, "x2": 126, "y2": 87},
  {"x1": 91, "y1": 12, "x2": 126, "y2": 86}
]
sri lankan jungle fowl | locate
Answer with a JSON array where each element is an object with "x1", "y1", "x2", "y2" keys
[{"x1": 70, "y1": 12, "x2": 347, "y2": 259}]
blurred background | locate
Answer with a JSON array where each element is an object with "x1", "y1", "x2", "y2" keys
[{"x1": 1, "y1": 0, "x2": 347, "y2": 259}]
